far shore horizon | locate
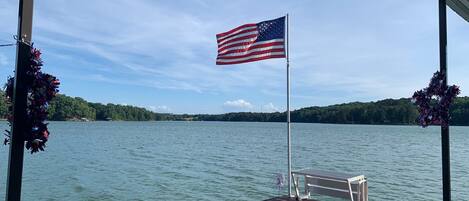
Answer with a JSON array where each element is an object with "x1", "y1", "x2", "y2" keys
[
  {"x1": 4, "y1": 119, "x2": 468, "y2": 129},
  {"x1": 2, "y1": 92, "x2": 469, "y2": 126}
]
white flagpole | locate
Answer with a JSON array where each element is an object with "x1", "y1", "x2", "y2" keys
[{"x1": 286, "y1": 13, "x2": 292, "y2": 197}]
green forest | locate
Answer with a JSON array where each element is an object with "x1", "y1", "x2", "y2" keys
[
  {"x1": 0, "y1": 92, "x2": 469, "y2": 125},
  {"x1": 0, "y1": 93, "x2": 178, "y2": 121},
  {"x1": 196, "y1": 98, "x2": 469, "y2": 125}
]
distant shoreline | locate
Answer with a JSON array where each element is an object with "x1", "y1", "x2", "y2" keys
[
  {"x1": 2, "y1": 92, "x2": 469, "y2": 126},
  {"x1": 2, "y1": 119, "x2": 468, "y2": 127},
  {"x1": 20, "y1": 120, "x2": 469, "y2": 127}
]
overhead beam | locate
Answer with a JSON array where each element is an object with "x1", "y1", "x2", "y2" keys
[{"x1": 447, "y1": 0, "x2": 469, "y2": 22}]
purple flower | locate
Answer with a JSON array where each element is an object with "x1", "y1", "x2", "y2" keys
[
  {"x1": 412, "y1": 71, "x2": 460, "y2": 128},
  {"x1": 4, "y1": 45, "x2": 59, "y2": 153}
]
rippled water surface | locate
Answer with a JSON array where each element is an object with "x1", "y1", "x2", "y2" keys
[{"x1": 0, "y1": 121, "x2": 468, "y2": 200}]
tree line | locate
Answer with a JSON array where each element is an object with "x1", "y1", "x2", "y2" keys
[
  {"x1": 0, "y1": 92, "x2": 468, "y2": 125},
  {"x1": 192, "y1": 98, "x2": 469, "y2": 126},
  {"x1": 0, "y1": 93, "x2": 181, "y2": 121},
  {"x1": 195, "y1": 98, "x2": 469, "y2": 125},
  {"x1": 45, "y1": 94, "x2": 184, "y2": 121}
]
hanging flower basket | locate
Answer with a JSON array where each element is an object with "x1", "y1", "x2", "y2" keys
[
  {"x1": 4, "y1": 45, "x2": 60, "y2": 153},
  {"x1": 412, "y1": 71, "x2": 460, "y2": 127}
]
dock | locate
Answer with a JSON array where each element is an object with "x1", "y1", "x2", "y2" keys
[{"x1": 263, "y1": 196, "x2": 316, "y2": 201}]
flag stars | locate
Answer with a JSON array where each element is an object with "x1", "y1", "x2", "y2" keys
[{"x1": 256, "y1": 17, "x2": 285, "y2": 42}]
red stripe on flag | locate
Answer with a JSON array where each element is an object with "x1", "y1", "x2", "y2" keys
[
  {"x1": 217, "y1": 48, "x2": 285, "y2": 60},
  {"x1": 216, "y1": 24, "x2": 256, "y2": 37},
  {"x1": 217, "y1": 34, "x2": 258, "y2": 47},
  {"x1": 216, "y1": 27, "x2": 258, "y2": 43},
  {"x1": 216, "y1": 55, "x2": 285, "y2": 65},
  {"x1": 217, "y1": 42, "x2": 284, "y2": 56},
  {"x1": 217, "y1": 40, "x2": 256, "y2": 52}
]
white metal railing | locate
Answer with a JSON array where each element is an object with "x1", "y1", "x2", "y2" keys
[{"x1": 291, "y1": 169, "x2": 368, "y2": 201}]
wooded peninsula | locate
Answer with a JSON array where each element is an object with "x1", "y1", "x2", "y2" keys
[{"x1": 1, "y1": 92, "x2": 469, "y2": 125}]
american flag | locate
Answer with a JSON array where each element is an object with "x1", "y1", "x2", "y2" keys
[{"x1": 216, "y1": 17, "x2": 286, "y2": 65}]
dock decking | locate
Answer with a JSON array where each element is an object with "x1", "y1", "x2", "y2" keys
[{"x1": 263, "y1": 196, "x2": 316, "y2": 201}]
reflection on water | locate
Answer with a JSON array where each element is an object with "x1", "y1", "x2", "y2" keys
[{"x1": 0, "y1": 121, "x2": 467, "y2": 200}]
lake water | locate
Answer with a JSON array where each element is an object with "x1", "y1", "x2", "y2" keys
[{"x1": 0, "y1": 121, "x2": 468, "y2": 200}]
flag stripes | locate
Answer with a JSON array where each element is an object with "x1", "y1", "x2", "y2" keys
[
  {"x1": 218, "y1": 40, "x2": 284, "y2": 55},
  {"x1": 216, "y1": 53, "x2": 285, "y2": 65},
  {"x1": 216, "y1": 17, "x2": 286, "y2": 65},
  {"x1": 219, "y1": 46, "x2": 284, "y2": 58}
]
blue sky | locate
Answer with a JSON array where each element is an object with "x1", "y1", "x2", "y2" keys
[{"x1": 0, "y1": 0, "x2": 468, "y2": 114}]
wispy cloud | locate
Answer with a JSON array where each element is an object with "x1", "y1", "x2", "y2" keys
[
  {"x1": 0, "y1": 0, "x2": 467, "y2": 113},
  {"x1": 223, "y1": 99, "x2": 253, "y2": 111},
  {"x1": 262, "y1": 102, "x2": 280, "y2": 112}
]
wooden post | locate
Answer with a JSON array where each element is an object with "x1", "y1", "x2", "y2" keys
[
  {"x1": 438, "y1": 0, "x2": 451, "y2": 201},
  {"x1": 5, "y1": 0, "x2": 34, "y2": 200}
]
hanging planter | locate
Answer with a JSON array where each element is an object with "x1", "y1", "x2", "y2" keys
[
  {"x1": 412, "y1": 71, "x2": 460, "y2": 127},
  {"x1": 4, "y1": 45, "x2": 60, "y2": 153}
]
